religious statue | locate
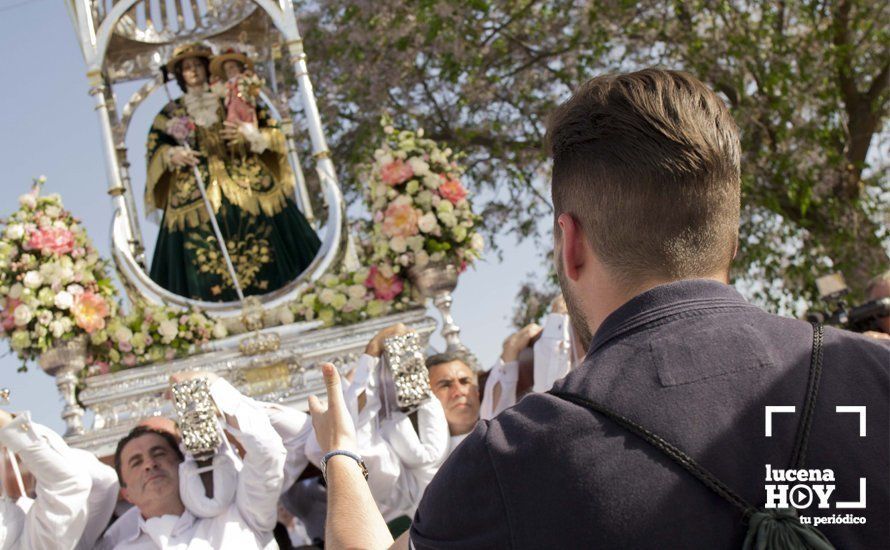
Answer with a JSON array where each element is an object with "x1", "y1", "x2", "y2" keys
[{"x1": 145, "y1": 43, "x2": 321, "y2": 302}]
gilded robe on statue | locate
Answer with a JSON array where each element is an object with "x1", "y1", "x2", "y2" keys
[{"x1": 145, "y1": 75, "x2": 320, "y2": 302}]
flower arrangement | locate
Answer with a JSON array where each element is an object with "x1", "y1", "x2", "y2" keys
[
  {"x1": 291, "y1": 267, "x2": 412, "y2": 327},
  {"x1": 88, "y1": 302, "x2": 226, "y2": 375},
  {"x1": 236, "y1": 72, "x2": 264, "y2": 106},
  {"x1": 366, "y1": 118, "x2": 484, "y2": 281},
  {"x1": 0, "y1": 181, "x2": 118, "y2": 370}
]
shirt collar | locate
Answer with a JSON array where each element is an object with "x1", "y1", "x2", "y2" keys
[
  {"x1": 131, "y1": 509, "x2": 195, "y2": 542},
  {"x1": 587, "y1": 279, "x2": 752, "y2": 356}
]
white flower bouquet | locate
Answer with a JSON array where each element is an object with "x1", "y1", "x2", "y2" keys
[
  {"x1": 0, "y1": 181, "x2": 118, "y2": 370},
  {"x1": 291, "y1": 268, "x2": 412, "y2": 327},
  {"x1": 88, "y1": 302, "x2": 224, "y2": 375},
  {"x1": 366, "y1": 117, "x2": 484, "y2": 280}
]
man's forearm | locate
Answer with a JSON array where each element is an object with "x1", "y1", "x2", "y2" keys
[{"x1": 325, "y1": 454, "x2": 394, "y2": 549}]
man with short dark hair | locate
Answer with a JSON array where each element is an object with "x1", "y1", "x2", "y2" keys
[
  {"x1": 106, "y1": 371, "x2": 287, "y2": 549},
  {"x1": 310, "y1": 69, "x2": 889, "y2": 549},
  {"x1": 424, "y1": 350, "x2": 480, "y2": 451}
]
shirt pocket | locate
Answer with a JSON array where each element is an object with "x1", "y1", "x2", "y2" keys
[{"x1": 650, "y1": 321, "x2": 775, "y2": 387}]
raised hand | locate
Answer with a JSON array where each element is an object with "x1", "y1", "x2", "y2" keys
[{"x1": 308, "y1": 363, "x2": 358, "y2": 455}]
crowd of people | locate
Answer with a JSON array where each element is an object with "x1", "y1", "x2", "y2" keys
[
  {"x1": 1, "y1": 68, "x2": 889, "y2": 549},
  {"x1": 0, "y1": 298, "x2": 578, "y2": 549}
]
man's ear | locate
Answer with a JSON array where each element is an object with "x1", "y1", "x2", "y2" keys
[
  {"x1": 557, "y1": 213, "x2": 585, "y2": 281},
  {"x1": 120, "y1": 485, "x2": 133, "y2": 505}
]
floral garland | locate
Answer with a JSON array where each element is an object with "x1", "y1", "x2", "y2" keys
[
  {"x1": 366, "y1": 117, "x2": 484, "y2": 279},
  {"x1": 88, "y1": 302, "x2": 226, "y2": 375},
  {"x1": 0, "y1": 181, "x2": 117, "y2": 370},
  {"x1": 290, "y1": 266, "x2": 413, "y2": 327}
]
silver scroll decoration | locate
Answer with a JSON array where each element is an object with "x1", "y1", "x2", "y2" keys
[
  {"x1": 380, "y1": 332, "x2": 431, "y2": 414},
  {"x1": 171, "y1": 378, "x2": 222, "y2": 460}
]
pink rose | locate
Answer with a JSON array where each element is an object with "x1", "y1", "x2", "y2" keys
[
  {"x1": 166, "y1": 116, "x2": 196, "y2": 142},
  {"x1": 381, "y1": 199, "x2": 420, "y2": 238},
  {"x1": 364, "y1": 265, "x2": 404, "y2": 301},
  {"x1": 122, "y1": 353, "x2": 137, "y2": 367},
  {"x1": 71, "y1": 291, "x2": 109, "y2": 334},
  {"x1": 26, "y1": 227, "x2": 75, "y2": 255},
  {"x1": 379, "y1": 159, "x2": 414, "y2": 186},
  {"x1": 438, "y1": 178, "x2": 468, "y2": 204}
]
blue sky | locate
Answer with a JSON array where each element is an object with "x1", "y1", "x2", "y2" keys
[{"x1": 0, "y1": 2, "x2": 543, "y2": 434}]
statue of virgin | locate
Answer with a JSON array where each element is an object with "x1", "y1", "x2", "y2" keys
[{"x1": 145, "y1": 43, "x2": 320, "y2": 301}]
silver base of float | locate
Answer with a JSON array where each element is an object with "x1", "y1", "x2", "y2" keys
[{"x1": 66, "y1": 308, "x2": 435, "y2": 457}]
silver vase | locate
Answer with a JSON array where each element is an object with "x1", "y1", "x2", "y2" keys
[
  {"x1": 39, "y1": 336, "x2": 88, "y2": 436},
  {"x1": 408, "y1": 262, "x2": 478, "y2": 368}
]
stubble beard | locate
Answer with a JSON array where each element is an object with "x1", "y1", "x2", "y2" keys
[{"x1": 555, "y1": 250, "x2": 593, "y2": 355}]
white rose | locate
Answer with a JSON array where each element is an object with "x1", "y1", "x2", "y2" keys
[
  {"x1": 438, "y1": 211, "x2": 457, "y2": 228},
  {"x1": 415, "y1": 250, "x2": 430, "y2": 268},
  {"x1": 423, "y1": 173, "x2": 440, "y2": 189},
  {"x1": 278, "y1": 308, "x2": 295, "y2": 325},
  {"x1": 389, "y1": 236, "x2": 408, "y2": 253},
  {"x1": 418, "y1": 212, "x2": 438, "y2": 233},
  {"x1": 18, "y1": 194, "x2": 36, "y2": 209},
  {"x1": 54, "y1": 291, "x2": 74, "y2": 310},
  {"x1": 39, "y1": 262, "x2": 57, "y2": 280},
  {"x1": 5, "y1": 224, "x2": 24, "y2": 240},
  {"x1": 453, "y1": 225, "x2": 468, "y2": 243},
  {"x1": 8, "y1": 283, "x2": 23, "y2": 299},
  {"x1": 36, "y1": 309, "x2": 53, "y2": 326},
  {"x1": 347, "y1": 285, "x2": 367, "y2": 300},
  {"x1": 23, "y1": 271, "x2": 43, "y2": 289},
  {"x1": 13, "y1": 304, "x2": 33, "y2": 326},
  {"x1": 319, "y1": 288, "x2": 336, "y2": 305},
  {"x1": 212, "y1": 322, "x2": 228, "y2": 339},
  {"x1": 58, "y1": 266, "x2": 74, "y2": 283},
  {"x1": 44, "y1": 205, "x2": 61, "y2": 218},
  {"x1": 114, "y1": 326, "x2": 134, "y2": 344},
  {"x1": 408, "y1": 157, "x2": 430, "y2": 177},
  {"x1": 50, "y1": 320, "x2": 67, "y2": 339},
  {"x1": 407, "y1": 236, "x2": 425, "y2": 252},
  {"x1": 471, "y1": 233, "x2": 485, "y2": 252},
  {"x1": 158, "y1": 319, "x2": 179, "y2": 343}
]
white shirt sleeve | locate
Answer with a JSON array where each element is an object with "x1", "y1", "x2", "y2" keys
[
  {"x1": 262, "y1": 402, "x2": 312, "y2": 492},
  {"x1": 62, "y1": 445, "x2": 119, "y2": 550},
  {"x1": 533, "y1": 313, "x2": 573, "y2": 393},
  {"x1": 480, "y1": 358, "x2": 519, "y2": 420},
  {"x1": 0, "y1": 413, "x2": 92, "y2": 550},
  {"x1": 380, "y1": 397, "x2": 449, "y2": 469},
  {"x1": 209, "y1": 378, "x2": 287, "y2": 534}
]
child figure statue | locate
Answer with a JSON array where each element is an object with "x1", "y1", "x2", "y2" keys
[{"x1": 210, "y1": 48, "x2": 262, "y2": 126}]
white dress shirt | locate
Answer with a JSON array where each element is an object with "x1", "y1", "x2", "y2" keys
[
  {"x1": 532, "y1": 313, "x2": 573, "y2": 393},
  {"x1": 112, "y1": 378, "x2": 287, "y2": 549},
  {"x1": 0, "y1": 412, "x2": 93, "y2": 550},
  {"x1": 480, "y1": 313, "x2": 574, "y2": 422},
  {"x1": 379, "y1": 396, "x2": 449, "y2": 515}
]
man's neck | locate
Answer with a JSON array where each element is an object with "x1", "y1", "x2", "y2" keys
[
  {"x1": 140, "y1": 500, "x2": 185, "y2": 520},
  {"x1": 448, "y1": 421, "x2": 476, "y2": 437}
]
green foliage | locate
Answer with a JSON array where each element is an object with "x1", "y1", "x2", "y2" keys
[{"x1": 292, "y1": 0, "x2": 888, "y2": 314}]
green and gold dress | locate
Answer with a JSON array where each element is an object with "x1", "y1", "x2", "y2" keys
[{"x1": 145, "y1": 88, "x2": 321, "y2": 301}]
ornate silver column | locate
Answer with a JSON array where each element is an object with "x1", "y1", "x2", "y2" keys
[
  {"x1": 39, "y1": 337, "x2": 88, "y2": 436},
  {"x1": 409, "y1": 262, "x2": 478, "y2": 368}
]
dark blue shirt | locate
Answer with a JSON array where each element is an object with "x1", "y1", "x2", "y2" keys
[{"x1": 411, "y1": 280, "x2": 889, "y2": 549}]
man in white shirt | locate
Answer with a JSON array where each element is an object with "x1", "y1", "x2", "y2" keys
[
  {"x1": 108, "y1": 371, "x2": 287, "y2": 549},
  {"x1": 0, "y1": 409, "x2": 93, "y2": 550}
]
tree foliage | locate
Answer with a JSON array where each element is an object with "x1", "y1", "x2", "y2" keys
[{"x1": 292, "y1": 0, "x2": 889, "y2": 312}]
